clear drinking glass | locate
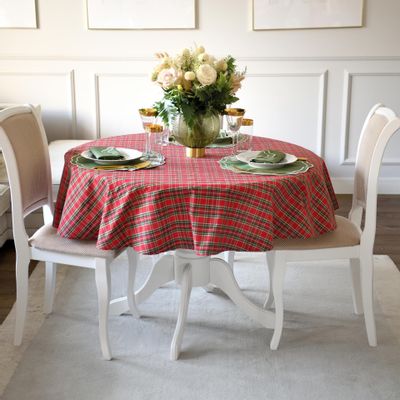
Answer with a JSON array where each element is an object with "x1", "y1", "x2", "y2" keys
[
  {"x1": 146, "y1": 123, "x2": 164, "y2": 163},
  {"x1": 138, "y1": 108, "x2": 158, "y2": 156},
  {"x1": 237, "y1": 118, "x2": 253, "y2": 153},
  {"x1": 224, "y1": 108, "x2": 245, "y2": 155}
]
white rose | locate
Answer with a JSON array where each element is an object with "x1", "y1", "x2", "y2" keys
[
  {"x1": 157, "y1": 68, "x2": 178, "y2": 89},
  {"x1": 198, "y1": 53, "x2": 210, "y2": 63},
  {"x1": 184, "y1": 71, "x2": 196, "y2": 81},
  {"x1": 196, "y1": 64, "x2": 217, "y2": 86}
]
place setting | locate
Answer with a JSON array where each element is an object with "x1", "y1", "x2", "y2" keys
[
  {"x1": 71, "y1": 146, "x2": 165, "y2": 171},
  {"x1": 219, "y1": 149, "x2": 313, "y2": 175}
]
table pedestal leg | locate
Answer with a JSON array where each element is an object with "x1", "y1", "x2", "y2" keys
[
  {"x1": 209, "y1": 258, "x2": 275, "y2": 329},
  {"x1": 109, "y1": 250, "x2": 276, "y2": 360},
  {"x1": 170, "y1": 263, "x2": 192, "y2": 360},
  {"x1": 109, "y1": 254, "x2": 174, "y2": 315}
]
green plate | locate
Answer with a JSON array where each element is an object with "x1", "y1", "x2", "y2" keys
[
  {"x1": 219, "y1": 156, "x2": 313, "y2": 175},
  {"x1": 71, "y1": 154, "x2": 165, "y2": 170}
]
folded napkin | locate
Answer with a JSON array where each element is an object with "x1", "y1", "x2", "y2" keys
[
  {"x1": 251, "y1": 150, "x2": 285, "y2": 164},
  {"x1": 89, "y1": 147, "x2": 124, "y2": 160}
]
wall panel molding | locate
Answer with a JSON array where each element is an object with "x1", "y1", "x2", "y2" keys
[
  {"x1": 94, "y1": 72, "x2": 148, "y2": 138},
  {"x1": 340, "y1": 70, "x2": 400, "y2": 165},
  {"x1": 246, "y1": 71, "x2": 327, "y2": 156},
  {"x1": 0, "y1": 70, "x2": 77, "y2": 138},
  {"x1": 2, "y1": 55, "x2": 400, "y2": 62},
  {"x1": 1, "y1": 57, "x2": 399, "y2": 193}
]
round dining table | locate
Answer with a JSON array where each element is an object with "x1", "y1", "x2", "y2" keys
[
  {"x1": 53, "y1": 133, "x2": 338, "y2": 359},
  {"x1": 54, "y1": 134, "x2": 337, "y2": 254}
]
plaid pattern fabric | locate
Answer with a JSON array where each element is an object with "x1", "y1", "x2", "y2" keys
[{"x1": 53, "y1": 134, "x2": 338, "y2": 255}]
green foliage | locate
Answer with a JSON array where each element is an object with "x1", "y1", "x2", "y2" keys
[{"x1": 153, "y1": 52, "x2": 244, "y2": 129}]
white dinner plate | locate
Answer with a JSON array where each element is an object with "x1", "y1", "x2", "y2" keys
[
  {"x1": 236, "y1": 150, "x2": 298, "y2": 169},
  {"x1": 80, "y1": 147, "x2": 143, "y2": 165}
]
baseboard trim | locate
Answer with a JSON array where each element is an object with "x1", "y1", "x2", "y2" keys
[{"x1": 332, "y1": 178, "x2": 400, "y2": 194}]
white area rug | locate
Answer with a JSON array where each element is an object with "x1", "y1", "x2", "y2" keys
[{"x1": 0, "y1": 253, "x2": 399, "y2": 399}]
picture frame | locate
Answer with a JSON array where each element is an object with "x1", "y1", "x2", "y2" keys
[
  {"x1": 0, "y1": 0, "x2": 37, "y2": 28},
  {"x1": 87, "y1": 0, "x2": 196, "y2": 30},
  {"x1": 252, "y1": 0, "x2": 364, "y2": 31}
]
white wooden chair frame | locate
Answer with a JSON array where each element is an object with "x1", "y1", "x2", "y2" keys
[
  {"x1": 264, "y1": 104, "x2": 400, "y2": 350},
  {"x1": 0, "y1": 105, "x2": 140, "y2": 360}
]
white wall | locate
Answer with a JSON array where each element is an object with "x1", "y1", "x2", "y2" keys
[{"x1": 1, "y1": 0, "x2": 400, "y2": 193}]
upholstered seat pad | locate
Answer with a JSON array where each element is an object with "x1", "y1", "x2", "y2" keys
[
  {"x1": 29, "y1": 224, "x2": 117, "y2": 258},
  {"x1": 273, "y1": 215, "x2": 361, "y2": 250}
]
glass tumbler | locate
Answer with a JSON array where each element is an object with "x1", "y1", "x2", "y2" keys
[
  {"x1": 237, "y1": 118, "x2": 253, "y2": 153},
  {"x1": 146, "y1": 123, "x2": 164, "y2": 163}
]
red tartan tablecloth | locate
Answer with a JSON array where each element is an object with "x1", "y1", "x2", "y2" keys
[{"x1": 53, "y1": 134, "x2": 338, "y2": 255}]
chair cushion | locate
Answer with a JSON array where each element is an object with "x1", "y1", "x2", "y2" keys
[
  {"x1": 273, "y1": 215, "x2": 361, "y2": 250},
  {"x1": 29, "y1": 224, "x2": 117, "y2": 258}
]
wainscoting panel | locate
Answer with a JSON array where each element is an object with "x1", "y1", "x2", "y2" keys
[
  {"x1": 95, "y1": 73, "x2": 160, "y2": 138},
  {"x1": 238, "y1": 72, "x2": 326, "y2": 156},
  {"x1": 341, "y1": 71, "x2": 400, "y2": 165},
  {"x1": 0, "y1": 57, "x2": 400, "y2": 192},
  {"x1": 0, "y1": 70, "x2": 76, "y2": 142}
]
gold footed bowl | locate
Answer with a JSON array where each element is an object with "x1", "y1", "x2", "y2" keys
[{"x1": 172, "y1": 113, "x2": 220, "y2": 158}]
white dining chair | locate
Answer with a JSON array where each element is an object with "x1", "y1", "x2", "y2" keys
[
  {"x1": 264, "y1": 104, "x2": 400, "y2": 350},
  {"x1": 0, "y1": 104, "x2": 140, "y2": 360}
]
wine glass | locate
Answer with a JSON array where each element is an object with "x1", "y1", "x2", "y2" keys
[
  {"x1": 138, "y1": 108, "x2": 158, "y2": 157},
  {"x1": 224, "y1": 108, "x2": 245, "y2": 155}
]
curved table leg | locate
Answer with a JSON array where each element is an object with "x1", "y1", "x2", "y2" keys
[
  {"x1": 135, "y1": 254, "x2": 175, "y2": 305},
  {"x1": 126, "y1": 248, "x2": 141, "y2": 318},
  {"x1": 209, "y1": 258, "x2": 275, "y2": 329},
  {"x1": 109, "y1": 254, "x2": 174, "y2": 315},
  {"x1": 204, "y1": 251, "x2": 235, "y2": 293},
  {"x1": 269, "y1": 252, "x2": 286, "y2": 350},
  {"x1": 224, "y1": 251, "x2": 235, "y2": 269},
  {"x1": 170, "y1": 263, "x2": 192, "y2": 361},
  {"x1": 264, "y1": 252, "x2": 275, "y2": 309}
]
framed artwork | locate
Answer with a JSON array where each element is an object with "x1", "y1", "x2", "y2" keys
[
  {"x1": 87, "y1": 0, "x2": 196, "y2": 30},
  {"x1": 0, "y1": 0, "x2": 37, "y2": 28},
  {"x1": 253, "y1": 0, "x2": 364, "y2": 31}
]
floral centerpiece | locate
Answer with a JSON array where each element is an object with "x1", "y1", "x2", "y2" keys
[{"x1": 151, "y1": 45, "x2": 245, "y2": 156}]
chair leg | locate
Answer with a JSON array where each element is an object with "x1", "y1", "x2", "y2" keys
[
  {"x1": 270, "y1": 252, "x2": 286, "y2": 351},
  {"x1": 349, "y1": 258, "x2": 363, "y2": 315},
  {"x1": 126, "y1": 248, "x2": 140, "y2": 318},
  {"x1": 95, "y1": 258, "x2": 112, "y2": 360},
  {"x1": 264, "y1": 251, "x2": 275, "y2": 309},
  {"x1": 44, "y1": 262, "x2": 57, "y2": 314},
  {"x1": 14, "y1": 254, "x2": 30, "y2": 346},
  {"x1": 360, "y1": 253, "x2": 377, "y2": 347}
]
